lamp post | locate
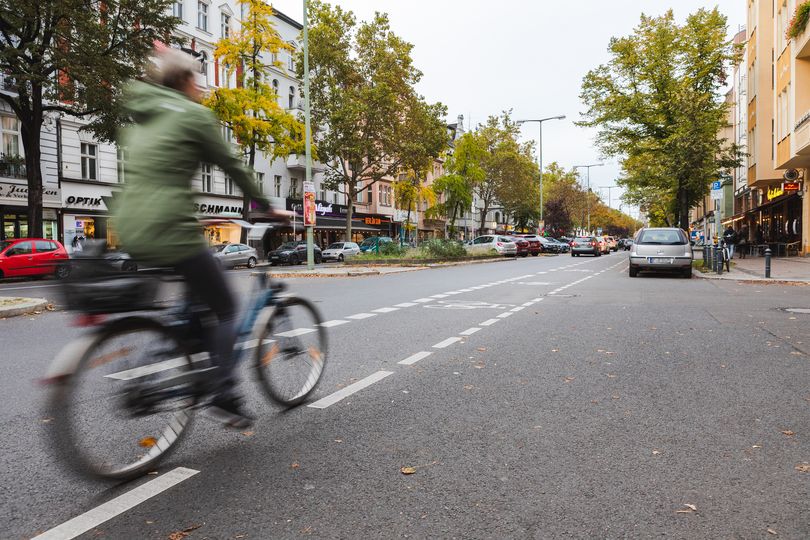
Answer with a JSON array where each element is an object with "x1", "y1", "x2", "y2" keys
[
  {"x1": 303, "y1": 0, "x2": 314, "y2": 269},
  {"x1": 599, "y1": 185, "x2": 618, "y2": 209},
  {"x1": 573, "y1": 163, "x2": 604, "y2": 233},
  {"x1": 516, "y1": 116, "x2": 566, "y2": 232}
]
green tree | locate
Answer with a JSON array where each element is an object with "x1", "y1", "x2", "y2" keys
[
  {"x1": 0, "y1": 0, "x2": 179, "y2": 237},
  {"x1": 205, "y1": 0, "x2": 305, "y2": 239},
  {"x1": 393, "y1": 171, "x2": 435, "y2": 243},
  {"x1": 542, "y1": 162, "x2": 586, "y2": 235},
  {"x1": 579, "y1": 8, "x2": 741, "y2": 229},
  {"x1": 303, "y1": 1, "x2": 447, "y2": 239},
  {"x1": 428, "y1": 133, "x2": 483, "y2": 237}
]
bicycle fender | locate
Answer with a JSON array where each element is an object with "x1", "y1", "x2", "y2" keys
[{"x1": 44, "y1": 334, "x2": 98, "y2": 380}]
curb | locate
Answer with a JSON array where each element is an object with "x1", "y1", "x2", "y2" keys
[
  {"x1": 0, "y1": 297, "x2": 50, "y2": 318},
  {"x1": 693, "y1": 273, "x2": 810, "y2": 285}
]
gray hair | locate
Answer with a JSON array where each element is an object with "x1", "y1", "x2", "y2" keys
[{"x1": 147, "y1": 48, "x2": 199, "y2": 91}]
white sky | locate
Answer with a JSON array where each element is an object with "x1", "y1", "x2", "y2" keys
[{"x1": 272, "y1": 1, "x2": 745, "y2": 219}]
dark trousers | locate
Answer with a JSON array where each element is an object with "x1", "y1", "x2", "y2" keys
[{"x1": 174, "y1": 250, "x2": 238, "y2": 395}]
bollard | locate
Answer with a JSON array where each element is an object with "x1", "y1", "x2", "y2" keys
[
  {"x1": 703, "y1": 245, "x2": 709, "y2": 268},
  {"x1": 765, "y1": 247, "x2": 771, "y2": 278},
  {"x1": 714, "y1": 243, "x2": 721, "y2": 274}
]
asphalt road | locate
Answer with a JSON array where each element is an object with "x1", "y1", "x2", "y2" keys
[{"x1": 3, "y1": 252, "x2": 810, "y2": 539}]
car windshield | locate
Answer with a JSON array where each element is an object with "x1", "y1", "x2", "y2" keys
[
  {"x1": 360, "y1": 239, "x2": 375, "y2": 246},
  {"x1": 210, "y1": 244, "x2": 228, "y2": 252},
  {"x1": 575, "y1": 237, "x2": 593, "y2": 242},
  {"x1": 327, "y1": 243, "x2": 344, "y2": 249},
  {"x1": 637, "y1": 230, "x2": 687, "y2": 245},
  {"x1": 279, "y1": 242, "x2": 297, "y2": 250}
]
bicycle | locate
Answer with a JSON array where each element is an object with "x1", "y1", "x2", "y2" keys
[
  {"x1": 719, "y1": 241, "x2": 731, "y2": 273},
  {"x1": 44, "y1": 243, "x2": 327, "y2": 481}
]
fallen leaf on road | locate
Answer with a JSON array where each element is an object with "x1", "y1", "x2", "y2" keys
[
  {"x1": 463, "y1": 385, "x2": 474, "y2": 390},
  {"x1": 721, "y1": 364, "x2": 727, "y2": 368},
  {"x1": 752, "y1": 445, "x2": 762, "y2": 448},
  {"x1": 334, "y1": 439, "x2": 343, "y2": 443},
  {"x1": 652, "y1": 450, "x2": 661, "y2": 455},
  {"x1": 168, "y1": 524, "x2": 201, "y2": 540},
  {"x1": 563, "y1": 376, "x2": 575, "y2": 383},
  {"x1": 46, "y1": 304, "x2": 55, "y2": 311},
  {"x1": 551, "y1": 349, "x2": 559, "y2": 352},
  {"x1": 139, "y1": 437, "x2": 157, "y2": 448},
  {"x1": 291, "y1": 462, "x2": 300, "y2": 469},
  {"x1": 790, "y1": 351, "x2": 803, "y2": 356},
  {"x1": 400, "y1": 466, "x2": 417, "y2": 475},
  {"x1": 794, "y1": 463, "x2": 810, "y2": 472},
  {"x1": 242, "y1": 431, "x2": 255, "y2": 437},
  {"x1": 684, "y1": 504, "x2": 697, "y2": 511},
  {"x1": 597, "y1": 349, "x2": 604, "y2": 352},
  {"x1": 782, "y1": 430, "x2": 795, "y2": 436},
  {"x1": 789, "y1": 317, "x2": 797, "y2": 320},
  {"x1": 767, "y1": 528, "x2": 778, "y2": 535},
  {"x1": 607, "y1": 374, "x2": 617, "y2": 378},
  {"x1": 41, "y1": 418, "x2": 52, "y2": 423},
  {"x1": 611, "y1": 394, "x2": 620, "y2": 400},
  {"x1": 477, "y1": 347, "x2": 487, "y2": 352}
]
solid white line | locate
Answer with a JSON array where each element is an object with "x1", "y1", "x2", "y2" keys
[
  {"x1": 394, "y1": 302, "x2": 418, "y2": 308},
  {"x1": 460, "y1": 327, "x2": 481, "y2": 336},
  {"x1": 346, "y1": 313, "x2": 376, "y2": 320},
  {"x1": 0, "y1": 283, "x2": 60, "y2": 292},
  {"x1": 459, "y1": 288, "x2": 474, "y2": 292},
  {"x1": 510, "y1": 306, "x2": 525, "y2": 312},
  {"x1": 497, "y1": 312, "x2": 514, "y2": 318},
  {"x1": 32, "y1": 467, "x2": 200, "y2": 540},
  {"x1": 372, "y1": 307, "x2": 399, "y2": 313},
  {"x1": 308, "y1": 371, "x2": 394, "y2": 409},
  {"x1": 522, "y1": 302, "x2": 534, "y2": 307},
  {"x1": 412, "y1": 298, "x2": 433, "y2": 303},
  {"x1": 433, "y1": 337, "x2": 462, "y2": 348},
  {"x1": 275, "y1": 328, "x2": 316, "y2": 338},
  {"x1": 431, "y1": 294, "x2": 449, "y2": 298},
  {"x1": 398, "y1": 351, "x2": 432, "y2": 366},
  {"x1": 320, "y1": 319, "x2": 349, "y2": 328},
  {"x1": 480, "y1": 318, "x2": 500, "y2": 326},
  {"x1": 532, "y1": 298, "x2": 543, "y2": 302}
]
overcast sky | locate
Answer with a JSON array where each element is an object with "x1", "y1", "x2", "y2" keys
[{"x1": 272, "y1": 1, "x2": 745, "y2": 219}]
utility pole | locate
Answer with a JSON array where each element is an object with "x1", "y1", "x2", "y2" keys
[
  {"x1": 303, "y1": 0, "x2": 314, "y2": 269},
  {"x1": 573, "y1": 163, "x2": 604, "y2": 233},
  {"x1": 516, "y1": 116, "x2": 566, "y2": 232},
  {"x1": 600, "y1": 185, "x2": 618, "y2": 209}
]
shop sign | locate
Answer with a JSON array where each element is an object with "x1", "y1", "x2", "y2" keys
[
  {"x1": 0, "y1": 181, "x2": 61, "y2": 206},
  {"x1": 784, "y1": 181, "x2": 801, "y2": 192},
  {"x1": 766, "y1": 185, "x2": 785, "y2": 201},
  {"x1": 364, "y1": 217, "x2": 382, "y2": 225},
  {"x1": 194, "y1": 203, "x2": 243, "y2": 215},
  {"x1": 65, "y1": 195, "x2": 103, "y2": 207},
  {"x1": 303, "y1": 181, "x2": 316, "y2": 227},
  {"x1": 286, "y1": 198, "x2": 347, "y2": 217}
]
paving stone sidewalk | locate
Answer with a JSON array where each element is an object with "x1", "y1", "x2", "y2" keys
[{"x1": 695, "y1": 252, "x2": 810, "y2": 283}]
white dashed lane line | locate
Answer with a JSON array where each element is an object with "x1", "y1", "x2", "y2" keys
[
  {"x1": 397, "y1": 351, "x2": 432, "y2": 366},
  {"x1": 394, "y1": 302, "x2": 418, "y2": 308},
  {"x1": 308, "y1": 370, "x2": 394, "y2": 409},
  {"x1": 320, "y1": 319, "x2": 350, "y2": 328},
  {"x1": 510, "y1": 307, "x2": 525, "y2": 312},
  {"x1": 413, "y1": 298, "x2": 433, "y2": 303},
  {"x1": 497, "y1": 312, "x2": 514, "y2": 319},
  {"x1": 346, "y1": 313, "x2": 376, "y2": 320},
  {"x1": 433, "y1": 337, "x2": 462, "y2": 349},
  {"x1": 460, "y1": 327, "x2": 481, "y2": 336},
  {"x1": 480, "y1": 318, "x2": 500, "y2": 326},
  {"x1": 372, "y1": 307, "x2": 399, "y2": 313}
]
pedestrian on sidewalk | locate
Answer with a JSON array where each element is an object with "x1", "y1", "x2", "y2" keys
[
  {"x1": 723, "y1": 225, "x2": 738, "y2": 259},
  {"x1": 738, "y1": 224, "x2": 749, "y2": 259}
]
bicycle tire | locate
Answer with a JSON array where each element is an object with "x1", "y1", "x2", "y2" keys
[
  {"x1": 48, "y1": 317, "x2": 196, "y2": 481},
  {"x1": 254, "y1": 296, "x2": 327, "y2": 406}
]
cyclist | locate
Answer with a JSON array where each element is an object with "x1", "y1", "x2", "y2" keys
[
  {"x1": 723, "y1": 225, "x2": 738, "y2": 261},
  {"x1": 113, "y1": 48, "x2": 283, "y2": 428}
]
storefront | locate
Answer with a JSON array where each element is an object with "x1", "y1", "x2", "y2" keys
[
  {"x1": 732, "y1": 182, "x2": 803, "y2": 252},
  {"x1": 195, "y1": 195, "x2": 245, "y2": 246},
  {"x1": 61, "y1": 182, "x2": 120, "y2": 252},
  {"x1": 282, "y1": 198, "x2": 389, "y2": 248},
  {"x1": 0, "y1": 181, "x2": 61, "y2": 241}
]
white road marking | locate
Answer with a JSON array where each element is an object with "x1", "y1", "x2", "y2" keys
[
  {"x1": 0, "y1": 283, "x2": 60, "y2": 292},
  {"x1": 276, "y1": 328, "x2": 316, "y2": 338},
  {"x1": 346, "y1": 313, "x2": 376, "y2": 320},
  {"x1": 373, "y1": 307, "x2": 399, "y2": 313},
  {"x1": 510, "y1": 306, "x2": 525, "y2": 312},
  {"x1": 398, "y1": 351, "x2": 432, "y2": 366},
  {"x1": 413, "y1": 298, "x2": 433, "y2": 303},
  {"x1": 460, "y1": 327, "x2": 481, "y2": 336},
  {"x1": 497, "y1": 312, "x2": 514, "y2": 318},
  {"x1": 522, "y1": 302, "x2": 534, "y2": 307},
  {"x1": 459, "y1": 288, "x2": 474, "y2": 292},
  {"x1": 105, "y1": 357, "x2": 190, "y2": 381},
  {"x1": 32, "y1": 467, "x2": 200, "y2": 540},
  {"x1": 433, "y1": 337, "x2": 462, "y2": 349},
  {"x1": 308, "y1": 371, "x2": 394, "y2": 409},
  {"x1": 480, "y1": 319, "x2": 500, "y2": 326},
  {"x1": 431, "y1": 294, "x2": 449, "y2": 298},
  {"x1": 320, "y1": 319, "x2": 350, "y2": 328},
  {"x1": 394, "y1": 302, "x2": 418, "y2": 308}
]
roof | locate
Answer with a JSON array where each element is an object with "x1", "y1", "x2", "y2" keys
[{"x1": 271, "y1": 5, "x2": 303, "y2": 30}]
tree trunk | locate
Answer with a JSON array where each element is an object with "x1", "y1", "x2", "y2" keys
[
  {"x1": 21, "y1": 115, "x2": 44, "y2": 238},
  {"x1": 345, "y1": 178, "x2": 354, "y2": 241},
  {"x1": 405, "y1": 205, "x2": 412, "y2": 244},
  {"x1": 479, "y1": 199, "x2": 490, "y2": 232},
  {"x1": 242, "y1": 142, "x2": 256, "y2": 244}
]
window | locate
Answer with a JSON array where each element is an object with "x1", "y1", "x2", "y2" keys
[
  {"x1": 197, "y1": 1, "x2": 208, "y2": 31},
  {"x1": 318, "y1": 184, "x2": 326, "y2": 201},
  {"x1": 289, "y1": 177, "x2": 300, "y2": 198},
  {"x1": 198, "y1": 51, "x2": 208, "y2": 85},
  {"x1": 333, "y1": 192, "x2": 340, "y2": 204},
  {"x1": 256, "y1": 172, "x2": 264, "y2": 193},
  {"x1": 201, "y1": 163, "x2": 212, "y2": 192},
  {"x1": 219, "y1": 64, "x2": 229, "y2": 88},
  {"x1": 274, "y1": 175, "x2": 282, "y2": 197},
  {"x1": 272, "y1": 51, "x2": 278, "y2": 65},
  {"x1": 172, "y1": 1, "x2": 183, "y2": 19},
  {"x1": 240, "y1": 1, "x2": 249, "y2": 20},
  {"x1": 222, "y1": 124, "x2": 232, "y2": 142},
  {"x1": 272, "y1": 79, "x2": 279, "y2": 99},
  {"x1": 221, "y1": 12, "x2": 230, "y2": 38},
  {"x1": 288, "y1": 48, "x2": 295, "y2": 70},
  {"x1": 80, "y1": 143, "x2": 97, "y2": 180},
  {"x1": 356, "y1": 188, "x2": 364, "y2": 203},
  {"x1": 288, "y1": 86, "x2": 296, "y2": 109},
  {"x1": 116, "y1": 146, "x2": 128, "y2": 183},
  {"x1": 35, "y1": 241, "x2": 57, "y2": 252},
  {"x1": 7, "y1": 241, "x2": 32, "y2": 256},
  {"x1": 1, "y1": 116, "x2": 22, "y2": 158}
]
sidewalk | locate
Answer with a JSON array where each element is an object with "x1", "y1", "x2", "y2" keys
[
  {"x1": 0, "y1": 297, "x2": 49, "y2": 318},
  {"x1": 695, "y1": 251, "x2": 810, "y2": 283}
]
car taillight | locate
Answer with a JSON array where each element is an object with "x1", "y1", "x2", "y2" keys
[{"x1": 592, "y1": 241, "x2": 597, "y2": 246}]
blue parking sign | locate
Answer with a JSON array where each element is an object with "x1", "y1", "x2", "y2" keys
[{"x1": 711, "y1": 181, "x2": 722, "y2": 190}]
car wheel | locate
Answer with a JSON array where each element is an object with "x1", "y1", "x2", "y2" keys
[
  {"x1": 121, "y1": 261, "x2": 138, "y2": 273},
  {"x1": 629, "y1": 266, "x2": 638, "y2": 277},
  {"x1": 683, "y1": 267, "x2": 692, "y2": 279},
  {"x1": 338, "y1": 254, "x2": 344, "y2": 262},
  {"x1": 56, "y1": 265, "x2": 70, "y2": 279},
  {"x1": 289, "y1": 255, "x2": 298, "y2": 266},
  {"x1": 571, "y1": 253, "x2": 575, "y2": 257},
  {"x1": 247, "y1": 257, "x2": 257, "y2": 269}
]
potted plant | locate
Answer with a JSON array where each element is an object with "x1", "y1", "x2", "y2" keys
[{"x1": 787, "y1": 1, "x2": 810, "y2": 40}]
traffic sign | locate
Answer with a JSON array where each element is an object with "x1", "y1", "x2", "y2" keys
[{"x1": 711, "y1": 181, "x2": 722, "y2": 190}]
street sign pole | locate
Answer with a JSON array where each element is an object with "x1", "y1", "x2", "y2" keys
[{"x1": 303, "y1": 0, "x2": 314, "y2": 270}]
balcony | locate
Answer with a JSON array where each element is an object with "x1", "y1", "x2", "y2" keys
[
  {"x1": 0, "y1": 160, "x2": 26, "y2": 179},
  {"x1": 286, "y1": 154, "x2": 324, "y2": 173},
  {"x1": 796, "y1": 20, "x2": 810, "y2": 58},
  {"x1": 0, "y1": 73, "x2": 18, "y2": 93}
]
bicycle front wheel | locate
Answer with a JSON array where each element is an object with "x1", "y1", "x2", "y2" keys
[
  {"x1": 48, "y1": 317, "x2": 196, "y2": 481},
  {"x1": 255, "y1": 296, "x2": 327, "y2": 406}
]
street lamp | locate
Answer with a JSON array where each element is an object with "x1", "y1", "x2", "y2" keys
[
  {"x1": 598, "y1": 185, "x2": 618, "y2": 209},
  {"x1": 517, "y1": 115, "x2": 566, "y2": 232},
  {"x1": 302, "y1": 0, "x2": 315, "y2": 269},
  {"x1": 573, "y1": 163, "x2": 604, "y2": 233}
]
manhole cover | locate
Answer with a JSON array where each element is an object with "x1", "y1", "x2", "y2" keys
[{"x1": 783, "y1": 308, "x2": 810, "y2": 314}]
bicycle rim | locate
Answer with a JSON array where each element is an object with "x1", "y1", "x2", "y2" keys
[
  {"x1": 255, "y1": 297, "x2": 327, "y2": 406},
  {"x1": 49, "y1": 317, "x2": 196, "y2": 480}
]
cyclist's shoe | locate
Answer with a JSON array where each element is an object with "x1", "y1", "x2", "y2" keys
[{"x1": 207, "y1": 395, "x2": 255, "y2": 429}]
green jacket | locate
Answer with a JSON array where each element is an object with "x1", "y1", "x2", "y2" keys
[{"x1": 113, "y1": 81, "x2": 263, "y2": 265}]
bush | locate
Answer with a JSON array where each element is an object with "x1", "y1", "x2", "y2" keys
[
  {"x1": 420, "y1": 239, "x2": 466, "y2": 259},
  {"x1": 378, "y1": 241, "x2": 408, "y2": 256}
]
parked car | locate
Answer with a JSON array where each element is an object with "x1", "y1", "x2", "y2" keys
[
  {"x1": 212, "y1": 243, "x2": 259, "y2": 269},
  {"x1": 103, "y1": 250, "x2": 138, "y2": 272},
  {"x1": 605, "y1": 236, "x2": 618, "y2": 251},
  {"x1": 570, "y1": 236, "x2": 601, "y2": 257},
  {"x1": 359, "y1": 236, "x2": 393, "y2": 253},
  {"x1": 465, "y1": 235, "x2": 517, "y2": 256},
  {"x1": 550, "y1": 238, "x2": 570, "y2": 253},
  {"x1": 596, "y1": 237, "x2": 610, "y2": 254},
  {"x1": 516, "y1": 235, "x2": 542, "y2": 256},
  {"x1": 629, "y1": 227, "x2": 693, "y2": 278},
  {"x1": 0, "y1": 238, "x2": 70, "y2": 279},
  {"x1": 539, "y1": 236, "x2": 564, "y2": 254},
  {"x1": 322, "y1": 242, "x2": 360, "y2": 262},
  {"x1": 507, "y1": 236, "x2": 530, "y2": 257},
  {"x1": 624, "y1": 239, "x2": 634, "y2": 251},
  {"x1": 268, "y1": 241, "x2": 323, "y2": 265}
]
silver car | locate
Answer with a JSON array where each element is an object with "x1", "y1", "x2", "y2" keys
[
  {"x1": 465, "y1": 235, "x2": 517, "y2": 256},
  {"x1": 629, "y1": 228, "x2": 693, "y2": 278},
  {"x1": 211, "y1": 243, "x2": 258, "y2": 269},
  {"x1": 322, "y1": 242, "x2": 361, "y2": 262}
]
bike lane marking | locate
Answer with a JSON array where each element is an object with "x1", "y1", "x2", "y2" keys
[
  {"x1": 308, "y1": 370, "x2": 394, "y2": 409},
  {"x1": 433, "y1": 337, "x2": 462, "y2": 349},
  {"x1": 32, "y1": 467, "x2": 199, "y2": 540},
  {"x1": 397, "y1": 351, "x2": 432, "y2": 366}
]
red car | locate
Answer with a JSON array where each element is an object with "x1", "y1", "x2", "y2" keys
[
  {"x1": 517, "y1": 235, "x2": 542, "y2": 256},
  {"x1": 507, "y1": 236, "x2": 530, "y2": 257},
  {"x1": 0, "y1": 238, "x2": 70, "y2": 279}
]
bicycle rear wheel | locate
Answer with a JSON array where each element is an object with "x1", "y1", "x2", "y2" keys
[
  {"x1": 254, "y1": 296, "x2": 327, "y2": 406},
  {"x1": 48, "y1": 317, "x2": 196, "y2": 480}
]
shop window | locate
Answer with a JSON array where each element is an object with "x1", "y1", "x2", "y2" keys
[
  {"x1": 225, "y1": 175, "x2": 234, "y2": 195},
  {"x1": 274, "y1": 175, "x2": 282, "y2": 197},
  {"x1": 116, "y1": 146, "x2": 128, "y2": 183},
  {"x1": 197, "y1": 0, "x2": 208, "y2": 31},
  {"x1": 201, "y1": 163, "x2": 212, "y2": 192},
  {"x1": 80, "y1": 142, "x2": 97, "y2": 180}
]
